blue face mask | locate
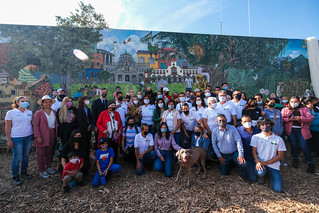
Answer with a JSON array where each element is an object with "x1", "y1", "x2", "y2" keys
[
  {"x1": 257, "y1": 101, "x2": 263, "y2": 105},
  {"x1": 158, "y1": 95, "x2": 163, "y2": 99},
  {"x1": 223, "y1": 86, "x2": 228, "y2": 90},
  {"x1": 20, "y1": 102, "x2": 30, "y2": 109},
  {"x1": 282, "y1": 100, "x2": 288, "y2": 103},
  {"x1": 161, "y1": 128, "x2": 167, "y2": 133}
]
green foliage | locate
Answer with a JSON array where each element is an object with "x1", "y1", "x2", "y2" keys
[{"x1": 99, "y1": 70, "x2": 111, "y2": 83}]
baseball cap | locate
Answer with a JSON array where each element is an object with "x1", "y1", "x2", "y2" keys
[
  {"x1": 163, "y1": 87, "x2": 169, "y2": 92},
  {"x1": 57, "y1": 88, "x2": 64, "y2": 93}
]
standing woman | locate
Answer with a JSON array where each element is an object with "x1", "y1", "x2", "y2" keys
[
  {"x1": 242, "y1": 97, "x2": 265, "y2": 127},
  {"x1": 5, "y1": 96, "x2": 33, "y2": 185},
  {"x1": 153, "y1": 98, "x2": 166, "y2": 132},
  {"x1": 33, "y1": 95, "x2": 58, "y2": 178},
  {"x1": 190, "y1": 96, "x2": 207, "y2": 120},
  {"x1": 282, "y1": 96, "x2": 315, "y2": 173},
  {"x1": 77, "y1": 96, "x2": 92, "y2": 153},
  {"x1": 139, "y1": 96, "x2": 156, "y2": 135},
  {"x1": 128, "y1": 96, "x2": 140, "y2": 126},
  {"x1": 264, "y1": 98, "x2": 283, "y2": 136},
  {"x1": 304, "y1": 97, "x2": 319, "y2": 156},
  {"x1": 57, "y1": 97, "x2": 77, "y2": 153}
]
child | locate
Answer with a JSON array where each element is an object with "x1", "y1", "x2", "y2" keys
[
  {"x1": 62, "y1": 152, "x2": 84, "y2": 194},
  {"x1": 92, "y1": 137, "x2": 122, "y2": 187}
]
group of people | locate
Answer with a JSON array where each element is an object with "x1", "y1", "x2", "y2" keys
[{"x1": 5, "y1": 82, "x2": 319, "y2": 194}]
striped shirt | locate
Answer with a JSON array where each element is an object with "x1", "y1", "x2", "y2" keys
[{"x1": 18, "y1": 68, "x2": 38, "y2": 85}]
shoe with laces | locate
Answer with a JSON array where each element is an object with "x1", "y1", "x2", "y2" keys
[
  {"x1": 46, "y1": 168, "x2": 56, "y2": 175},
  {"x1": 21, "y1": 172, "x2": 33, "y2": 179},
  {"x1": 13, "y1": 176, "x2": 22, "y2": 186},
  {"x1": 40, "y1": 171, "x2": 50, "y2": 178}
]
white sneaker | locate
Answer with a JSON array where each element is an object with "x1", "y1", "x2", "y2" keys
[
  {"x1": 46, "y1": 168, "x2": 56, "y2": 175},
  {"x1": 40, "y1": 171, "x2": 50, "y2": 178}
]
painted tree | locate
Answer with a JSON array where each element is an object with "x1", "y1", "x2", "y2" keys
[
  {"x1": 141, "y1": 32, "x2": 289, "y2": 88},
  {"x1": 0, "y1": 1, "x2": 107, "y2": 95}
]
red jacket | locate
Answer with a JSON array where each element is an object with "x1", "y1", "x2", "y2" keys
[{"x1": 96, "y1": 109, "x2": 123, "y2": 146}]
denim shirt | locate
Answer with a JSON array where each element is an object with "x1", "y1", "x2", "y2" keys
[
  {"x1": 237, "y1": 126, "x2": 261, "y2": 162},
  {"x1": 264, "y1": 108, "x2": 283, "y2": 136}
]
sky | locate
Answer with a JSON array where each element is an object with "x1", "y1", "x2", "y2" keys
[{"x1": 0, "y1": 0, "x2": 318, "y2": 40}]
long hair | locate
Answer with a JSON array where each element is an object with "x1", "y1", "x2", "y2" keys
[
  {"x1": 59, "y1": 96, "x2": 71, "y2": 123},
  {"x1": 287, "y1": 96, "x2": 301, "y2": 110},
  {"x1": 68, "y1": 129, "x2": 83, "y2": 149},
  {"x1": 195, "y1": 96, "x2": 207, "y2": 110},
  {"x1": 155, "y1": 98, "x2": 165, "y2": 117},
  {"x1": 157, "y1": 122, "x2": 170, "y2": 140},
  {"x1": 78, "y1": 96, "x2": 87, "y2": 109}
]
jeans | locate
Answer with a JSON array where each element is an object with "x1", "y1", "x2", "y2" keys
[
  {"x1": 182, "y1": 130, "x2": 193, "y2": 149},
  {"x1": 92, "y1": 164, "x2": 122, "y2": 187},
  {"x1": 11, "y1": 134, "x2": 33, "y2": 177},
  {"x1": 174, "y1": 132, "x2": 181, "y2": 146},
  {"x1": 289, "y1": 128, "x2": 313, "y2": 164},
  {"x1": 241, "y1": 160, "x2": 257, "y2": 182},
  {"x1": 148, "y1": 125, "x2": 156, "y2": 136},
  {"x1": 255, "y1": 166, "x2": 283, "y2": 193},
  {"x1": 220, "y1": 151, "x2": 247, "y2": 175},
  {"x1": 154, "y1": 151, "x2": 174, "y2": 177},
  {"x1": 136, "y1": 151, "x2": 156, "y2": 175}
]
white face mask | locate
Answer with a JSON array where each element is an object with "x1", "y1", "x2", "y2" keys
[
  {"x1": 180, "y1": 97, "x2": 186, "y2": 102},
  {"x1": 205, "y1": 92, "x2": 211, "y2": 97},
  {"x1": 211, "y1": 103, "x2": 217, "y2": 109},
  {"x1": 243, "y1": 122, "x2": 252, "y2": 129},
  {"x1": 133, "y1": 100, "x2": 139, "y2": 105},
  {"x1": 70, "y1": 158, "x2": 80, "y2": 164},
  {"x1": 158, "y1": 103, "x2": 164, "y2": 108},
  {"x1": 219, "y1": 96, "x2": 226, "y2": 102},
  {"x1": 290, "y1": 102, "x2": 299, "y2": 108},
  {"x1": 196, "y1": 101, "x2": 202, "y2": 106},
  {"x1": 168, "y1": 105, "x2": 174, "y2": 110},
  {"x1": 137, "y1": 95, "x2": 142, "y2": 100},
  {"x1": 84, "y1": 100, "x2": 90, "y2": 106},
  {"x1": 144, "y1": 99, "x2": 150, "y2": 104}
]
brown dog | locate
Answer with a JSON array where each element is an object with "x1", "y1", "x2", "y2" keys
[{"x1": 175, "y1": 147, "x2": 207, "y2": 187}]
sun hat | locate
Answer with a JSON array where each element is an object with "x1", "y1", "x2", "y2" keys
[{"x1": 37, "y1": 95, "x2": 56, "y2": 105}]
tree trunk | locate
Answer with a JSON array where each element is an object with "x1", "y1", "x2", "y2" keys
[
  {"x1": 57, "y1": 68, "x2": 66, "y2": 90},
  {"x1": 65, "y1": 69, "x2": 72, "y2": 96}
]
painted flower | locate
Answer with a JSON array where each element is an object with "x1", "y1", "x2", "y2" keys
[
  {"x1": 264, "y1": 89, "x2": 269, "y2": 95},
  {"x1": 260, "y1": 88, "x2": 265, "y2": 94}
]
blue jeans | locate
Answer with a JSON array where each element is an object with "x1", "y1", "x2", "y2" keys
[
  {"x1": 149, "y1": 125, "x2": 156, "y2": 136},
  {"x1": 136, "y1": 151, "x2": 156, "y2": 175},
  {"x1": 154, "y1": 151, "x2": 174, "y2": 177},
  {"x1": 92, "y1": 164, "x2": 122, "y2": 187},
  {"x1": 241, "y1": 160, "x2": 257, "y2": 182},
  {"x1": 11, "y1": 134, "x2": 33, "y2": 177},
  {"x1": 289, "y1": 128, "x2": 313, "y2": 164},
  {"x1": 255, "y1": 166, "x2": 283, "y2": 193},
  {"x1": 174, "y1": 132, "x2": 181, "y2": 146},
  {"x1": 182, "y1": 130, "x2": 193, "y2": 149},
  {"x1": 220, "y1": 151, "x2": 247, "y2": 175}
]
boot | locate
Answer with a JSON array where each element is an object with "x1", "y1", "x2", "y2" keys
[
  {"x1": 21, "y1": 171, "x2": 33, "y2": 179},
  {"x1": 13, "y1": 175, "x2": 22, "y2": 186},
  {"x1": 307, "y1": 163, "x2": 315, "y2": 174},
  {"x1": 292, "y1": 159, "x2": 299, "y2": 168},
  {"x1": 258, "y1": 176, "x2": 265, "y2": 185},
  {"x1": 63, "y1": 186, "x2": 70, "y2": 194}
]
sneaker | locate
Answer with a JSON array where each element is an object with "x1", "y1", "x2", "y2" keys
[
  {"x1": 63, "y1": 186, "x2": 70, "y2": 194},
  {"x1": 258, "y1": 176, "x2": 265, "y2": 185},
  {"x1": 47, "y1": 168, "x2": 56, "y2": 175},
  {"x1": 13, "y1": 176, "x2": 22, "y2": 186},
  {"x1": 40, "y1": 171, "x2": 50, "y2": 178},
  {"x1": 307, "y1": 163, "x2": 315, "y2": 174},
  {"x1": 282, "y1": 162, "x2": 288, "y2": 167},
  {"x1": 21, "y1": 172, "x2": 33, "y2": 180},
  {"x1": 292, "y1": 159, "x2": 299, "y2": 168}
]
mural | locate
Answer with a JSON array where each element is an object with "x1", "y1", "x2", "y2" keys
[{"x1": 0, "y1": 24, "x2": 311, "y2": 113}]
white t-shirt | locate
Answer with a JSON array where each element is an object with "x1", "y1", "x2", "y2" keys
[
  {"x1": 195, "y1": 135, "x2": 201, "y2": 147},
  {"x1": 232, "y1": 99, "x2": 247, "y2": 119},
  {"x1": 44, "y1": 110, "x2": 56, "y2": 128},
  {"x1": 185, "y1": 78, "x2": 193, "y2": 88},
  {"x1": 116, "y1": 101, "x2": 128, "y2": 127},
  {"x1": 141, "y1": 104, "x2": 155, "y2": 125},
  {"x1": 180, "y1": 111, "x2": 201, "y2": 131},
  {"x1": 5, "y1": 108, "x2": 33, "y2": 138},
  {"x1": 190, "y1": 106, "x2": 206, "y2": 119},
  {"x1": 134, "y1": 132, "x2": 154, "y2": 154},
  {"x1": 250, "y1": 133, "x2": 287, "y2": 170},
  {"x1": 176, "y1": 102, "x2": 193, "y2": 112},
  {"x1": 51, "y1": 98, "x2": 62, "y2": 111},
  {"x1": 215, "y1": 101, "x2": 237, "y2": 123},
  {"x1": 202, "y1": 107, "x2": 218, "y2": 132},
  {"x1": 164, "y1": 110, "x2": 181, "y2": 131}
]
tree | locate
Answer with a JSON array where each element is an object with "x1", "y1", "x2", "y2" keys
[
  {"x1": 140, "y1": 32, "x2": 289, "y2": 88},
  {"x1": 99, "y1": 70, "x2": 111, "y2": 83},
  {"x1": 0, "y1": 1, "x2": 107, "y2": 95}
]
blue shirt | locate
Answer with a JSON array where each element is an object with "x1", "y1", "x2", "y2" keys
[
  {"x1": 95, "y1": 148, "x2": 115, "y2": 169},
  {"x1": 237, "y1": 126, "x2": 261, "y2": 162},
  {"x1": 310, "y1": 108, "x2": 319, "y2": 132},
  {"x1": 122, "y1": 126, "x2": 141, "y2": 148},
  {"x1": 264, "y1": 108, "x2": 283, "y2": 135},
  {"x1": 211, "y1": 125, "x2": 244, "y2": 158}
]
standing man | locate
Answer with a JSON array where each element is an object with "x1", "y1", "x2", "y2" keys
[
  {"x1": 216, "y1": 90, "x2": 238, "y2": 126},
  {"x1": 51, "y1": 88, "x2": 66, "y2": 111},
  {"x1": 115, "y1": 91, "x2": 128, "y2": 128},
  {"x1": 176, "y1": 93, "x2": 192, "y2": 112},
  {"x1": 92, "y1": 88, "x2": 108, "y2": 150},
  {"x1": 232, "y1": 90, "x2": 247, "y2": 126},
  {"x1": 251, "y1": 117, "x2": 287, "y2": 193},
  {"x1": 211, "y1": 114, "x2": 247, "y2": 176},
  {"x1": 221, "y1": 83, "x2": 233, "y2": 97}
]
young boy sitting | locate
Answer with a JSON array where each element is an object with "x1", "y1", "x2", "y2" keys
[
  {"x1": 92, "y1": 137, "x2": 122, "y2": 187},
  {"x1": 62, "y1": 152, "x2": 84, "y2": 193}
]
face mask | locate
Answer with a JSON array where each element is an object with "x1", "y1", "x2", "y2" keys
[
  {"x1": 58, "y1": 94, "x2": 66, "y2": 100},
  {"x1": 158, "y1": 95, "x2": 163, "y2": 99},
  {"x1": 219, "y1": 97, "x2": 226, "y2": 102},
  {"x1": 196, "y1": 101, "x2": 202, "y2": 106},
  {"x1": 137, "y1": 95, "x2": 142, "y2": 100},
  {"x1": 118, "y1": 97, "x2": 123, "y2": 101},
  {"x1": 147, "y1": 91, "x2": 152, "y2": 94},
  {"x1": 85, "y1": 100, "x2": 90, "y2": 106},
  {"x1": 214, "y1": 91, "x2": 219, "y2": 95},
  {"x1": 180, "y1": 97, "x2": 186, "y2": 102},
  {"x1": 260, "y1": 125, "x2": 271, "y2": 133},
  {"x1": 282, "y1": 100, "x2": 288, "y2": 104},
  {"x1": 168, "y1": 105, "x2": 174, "y2": 110},
  {"x1": 100, "y1": 144, "x2": 107, "y2": 149},
  {"x1": 102, "y1": 93, "x2": 107, "y2": 98},
  {"x1": 109, "y1": 106, "x2": 115, "y2": 111},
  {"x1": 211, "y1": 103, "x2": 217, "y2": 109},
  {"x1": 161, "y1": 128, "x2": 167, "y2": 133},
  {"x1": 74, "y1": 137, "x2": 81, "y2": 142},
  {"x1": 257, "y1": 101, "x2": 263, "y2": 105},
  {"x1": 223, "y1": 86, "x2": 228, "y2": 90},
  {"x1": 217, "y1": 120, "x2": 227, "y2": 127},
  {"x1": 70, "y1": 158, "x2": 80, "y2": 164},
  {"x1": 158, "y1": 103, "x2": 164, "y2": 108},
  {"x1": 243, "y1": 122, "x2": 252, "y2": 129},
  {"x1": 144, "y1": 99, "x2": 150, "y2": 104},
  {"x1": 128, "y1": 123, "x2": 134, "y2": 127},
  {"x1": 194, "y1": 131, "x2": 201, "y2": 136},
  {"x1": 205, "y1": 92, "x2": 211, "y2": 97},
  {"x1": 133, "y1": 100, "x2": 139, "y2": 105},
  {"x1": 290, "y1": 102, "x2": 299, "y2": 108},
  {"x1": 268, "y1": 103, "x2": 275, "y2": 108},
  {"x1": 143, "y1": 131, "x2": 149, "y2": 135},
  {"x1": 183, "y1": 110, "x2": 189, "y2": 115},
  {"x1": 235, "y1": 94, "x2": 241, "y2": 100},
  {"x1": 67, "y1": 102, "x2": 73, "y2": 107},
  {"x1": 20, "y1": 102, "x2": 30, "y2": 109}
]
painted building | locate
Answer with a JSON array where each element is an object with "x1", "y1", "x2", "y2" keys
[
  {"x1": 85, "y1": 49, "x2": 114, "y2": 79},
  {"x1": 136, "y1": 50, "x2": 158, "y2": 69}
]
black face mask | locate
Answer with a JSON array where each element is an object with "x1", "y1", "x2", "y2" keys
[
  {"x1": 58, "y1": 94, "x2": 66, "y2": 101},
  {"x1": 143, "y1": 131, "x2": 149, "y2": 135},
  {"x1": 268, "y1": 103, "x2": 275, "y2": 108},
  {"x1": 118, "y1": 97, "x2": 123, "y2": 101},
  {"x1": 183, "y1": 110, "x2": 189, "y2": 115},
  {"x1": 74, "y1": 137, "x2": 81, "y2": 142},
  {"x1": 102, "y1": 93, "x2": 107, "y2": 98},
  {"x1": 126, "y1": 96, "x2": 130, "y2": 100},
  {"x1": 235, "y1": 94, "x2": 241, "y2": 100},
  {"x1": 109, "y1": 107, "x2": 115, "y2": 111},
  {"x1": 147, "y1": 91, "x2": 152, "y2": 94},
  {"x1": 194, "y1": 132, "x2": 201, "y2": 136},
  {"x1": 128, "y1": 123, "x2": 134, "y2": 127}
]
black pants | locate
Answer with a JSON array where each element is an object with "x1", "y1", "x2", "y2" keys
[
  {"x1": 123, "y1": 146, "x2": 136, "y2": 162},
  {"x1": 309, "y1": 130, "x2": 319, "y2": 154},
  {"x1": 109, "y1": 140, "x2": 119, "y2": 163}
]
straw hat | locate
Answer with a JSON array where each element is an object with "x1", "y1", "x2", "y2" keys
[{"x1": 37, "y1": 95, "x2": 56, "y2": 105}]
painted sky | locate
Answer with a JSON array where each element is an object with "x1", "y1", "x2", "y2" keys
[{"x1": 0, "y1": 0, "x2": 318, "y2": 40}]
